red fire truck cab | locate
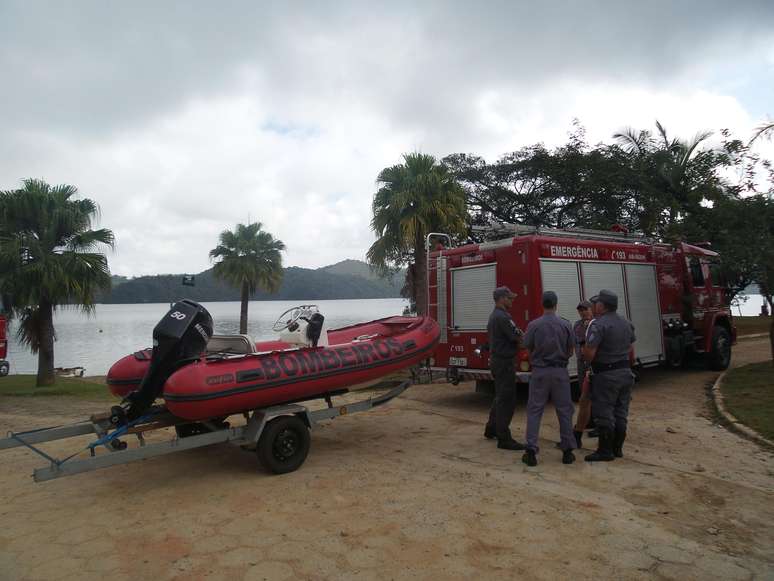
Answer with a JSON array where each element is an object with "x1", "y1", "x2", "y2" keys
[{"x1": 427, "y1": 225, "x2": 735, "y2": 390}]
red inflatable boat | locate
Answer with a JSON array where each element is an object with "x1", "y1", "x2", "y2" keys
[{"x1": 108, "y1": 315, "x2": 439, "y2": 421}]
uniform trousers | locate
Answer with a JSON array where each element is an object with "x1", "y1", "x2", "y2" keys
[
  {"x1": 525, "y1": 366, "x2": 576, "y2": 452},
  {"x1": 589, "y1": 368, "x2": 634, "y2": 431},
  {"x1": 486, "y1": 357, "x2": 518, "y2": 441}
]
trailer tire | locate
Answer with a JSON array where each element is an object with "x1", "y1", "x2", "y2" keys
[
  {"x1": 707, "y1": 326, "x2": 732, "y2": 371},
  {"x1": 0, "y1": 362, "x2": 8, "y2": 377},
  {"x1": 257, "y1": 415, "x2": 311, "y2": 474}
]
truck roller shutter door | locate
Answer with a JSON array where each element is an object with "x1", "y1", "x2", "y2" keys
[
  {"x1": 624, "y1": 264, "x2": 663, "y2": 364},
  {"x1": 580, "y1": 262, "x2": 629, "y2": 318},
  {"x1": 540, "y1": 260, "x2": 582, "y2": 377},
  {"x1": 451, "y1": 264, "x2": 496, "y2": 330}
]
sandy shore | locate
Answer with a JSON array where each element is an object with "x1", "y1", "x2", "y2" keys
[{"x1": 0, "y1": 338, "x2": 772, "y2": 580}]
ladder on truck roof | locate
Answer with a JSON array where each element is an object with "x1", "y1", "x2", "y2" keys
[{"x1": 472, "y1": 223, "x2": 653, "y2": 244}]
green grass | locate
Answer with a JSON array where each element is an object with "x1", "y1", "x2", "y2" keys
[
  {"x1": 722, "y1": 361, "x2": 774, "y2": 441},
  {"x1": 735, "y1": 316, "x2": 772, "y2": 336},
  {"x1": 0, "y1": 375, "x2": 112, "y2": 400}
]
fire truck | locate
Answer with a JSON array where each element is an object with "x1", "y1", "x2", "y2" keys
[{"x1": 427, "y1": 225, "x2": 735, "y2": 391}]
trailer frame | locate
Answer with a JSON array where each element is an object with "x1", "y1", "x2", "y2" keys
[{"x1": 0, "y1": 379, "x2": 411, "y2": 482}]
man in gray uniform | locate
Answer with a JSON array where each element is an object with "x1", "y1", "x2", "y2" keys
[
  {"x1": 521, "y1": 291, "x2": 577, "y2": 466},
  {"x1": 582, "y1": 289, "x2": 636, "y2": 462},
  {"x1": 484, "y1": 286, "x2": 526, "y2": 450}
]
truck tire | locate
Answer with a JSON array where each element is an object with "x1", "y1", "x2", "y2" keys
[
  {"x1": 664, "y1": 336, "x2": 685, "y2": 369},
  {"x1": 707, "y1": 326, "x2": 732, "y2": 371},
  {"x1": 257, "y1": 415, "x2": 311, "y2": 474},
  {"x1": 0, "y1": 362, "x2": 8, "y2": 377}
]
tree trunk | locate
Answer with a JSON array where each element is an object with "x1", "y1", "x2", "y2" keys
[
  {"x1": 767, "y1": 296, "x2": 774, "y2": 366},
  {"x1": 240, "y1": 281, "x2": 249, "y2": 335},
  {"x1": 36, "y1": 300, "x2": 55, "y2": 387},
  {"x1": 414, "y1": 230, "x2": 428, "y2": 316}
]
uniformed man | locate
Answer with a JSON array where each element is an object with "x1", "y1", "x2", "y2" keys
[
  {"x1": 572, "y1": 300, "x2": 594, "y2": 449},
  {"x1": 521, "y1": 291, "x2": 577, "y2": 466},
  {"x1": 582, "y1": 289, "x2": 636, "y2": 462},
  {"x1": 484, "y1": 286, "x2": 526, "y2": 450}
]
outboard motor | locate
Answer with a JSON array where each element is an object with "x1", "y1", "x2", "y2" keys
[{"x1": 117, "y1": 300, "x2": 213, "y2": 422}]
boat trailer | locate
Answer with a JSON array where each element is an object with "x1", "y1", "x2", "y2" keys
[{"x1": 0, "y1": 379, "x2": 410, "y2": 482}]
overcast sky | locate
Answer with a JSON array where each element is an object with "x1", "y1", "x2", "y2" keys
[{"x1": 1, "y1": 1, "x2": 773, "y2": 276}]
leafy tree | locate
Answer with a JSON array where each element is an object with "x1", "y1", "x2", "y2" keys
[
  {"x1": 209, "y1": 222, "x2": 285, "y2": 333},
  {"x1": 613, "y1": 121, "x2": 732, "y2": 239},
  {"x1": 367, "y1": 153, "x2": 467, "y2": 315},
  {"x1": 0, "y1": 179, "x2": 114, "y2": 385},
  {"x1": 444, "y1": 125, "x2": 660, "y2": 238}
]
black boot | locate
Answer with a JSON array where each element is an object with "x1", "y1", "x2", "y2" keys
[
  {"x1": 498, "y1": 438, "x2": 526, "y2": 451},
  {"x1": 573, "y1": 430, "x2": 583, "y2": 449},
  {"x1": 584, "y1": 429, "x2": 615, "y2": 462},
  {"x1": 613, "y1": 429, "x2": 626, "y2": 458},
  {"x1": 522, "y1": 449, "x2": 537, "y2": 466},
  {"x1": 484, "y1": 425, "x2": 496, "y2": 440},
  {"x1": 562, "y1": 449, "x2": 575, "y2": 464}
]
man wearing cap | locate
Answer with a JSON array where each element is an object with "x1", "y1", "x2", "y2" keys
[
  {"x1": 582, "y1": 289, "x2": 636, "y2": 462},
  {"x1": 484, "y1": 286, "x2": 526, "y2": 450},
  {"x1": 572, "y1": 300, "x2": 594, "y2": 449},
  {"x1": 521, "y1": 291, "x2": 577, "y2": 466}
]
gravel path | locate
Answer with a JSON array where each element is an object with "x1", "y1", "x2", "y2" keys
[{"x1": 0, "y1": 338, "x2": 772, "y2": 580}]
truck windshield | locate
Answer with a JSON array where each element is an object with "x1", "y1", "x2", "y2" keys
[{"x1": 688, "y1": 257, "x2": 705, "y2": 287}]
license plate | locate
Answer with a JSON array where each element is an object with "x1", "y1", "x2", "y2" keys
[{"x1": 449, "y1": 357, "x2": 467, "y2": 367}]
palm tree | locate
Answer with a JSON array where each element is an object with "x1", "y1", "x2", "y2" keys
[
  {"x1": 613, "y1": 121, "x2": 718, "y2": 236},
  {"x1": 210, "y1": 222, "x2": 285, "y2": 334},
  {"x1": 367, "y1": 153, "x2": 467, "y2": 315},
  {"x1": 0, "y1": 179, "x2": 114, "y2": 386},
  {"x1": 750, "y1": 119, "x2": 774, "y2": 145}
]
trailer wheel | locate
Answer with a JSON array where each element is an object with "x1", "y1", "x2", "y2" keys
[
  {"x1": 257, "y1": 415, "x2": 310, "y2": 474},
  {"x1": 0, "y1": 362, "x2": 8, "y2": 377},
  {"x1": 707, "y1": 326, "x2": 731, "y2": 371}
]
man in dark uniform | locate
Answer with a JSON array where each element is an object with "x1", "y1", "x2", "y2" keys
[
  {"x1": 572, "y1": 300, "x2": 594, "y2": 449},
  {"x1": 521, "y1": 291, "x2": 576, "y2": 466},
  {"x1": 484, "y1": 286, "x2": 526, "y2": 450},
  {"x1": 582, "y1": 289, "x2": 636, "y2": 462}
]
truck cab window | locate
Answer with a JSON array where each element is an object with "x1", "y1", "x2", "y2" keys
[
  {"x1": 688, "y1": 257, "x2": 705, "y2": 287},
  {"x1": 709, "y1": 259, "x2": 725, "y2": 287}
]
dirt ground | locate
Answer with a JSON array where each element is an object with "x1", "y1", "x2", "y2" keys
[{"x1": 1, "y1": 338, "x2": 772, "y2": 581}]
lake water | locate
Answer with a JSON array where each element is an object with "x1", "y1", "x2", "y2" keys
[
  {"x1": 6, "y1": 298, "x2": 409, "y2": 376},
  {"x1": 5, "y1": 294, "x2": 767, "y2": 376}
]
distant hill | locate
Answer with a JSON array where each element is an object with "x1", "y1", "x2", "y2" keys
[
  {"x1": 98, "y1": 260, "x2": 406, "y2": 304},
  {"x1": 321, "y1": 259, "x2": 404, "y2": 288}
]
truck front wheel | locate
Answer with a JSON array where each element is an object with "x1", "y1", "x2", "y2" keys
[{"x1": 707, "y1": 326, "x2": 731, "y2": 371}]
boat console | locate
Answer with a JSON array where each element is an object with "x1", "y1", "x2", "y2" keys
[{"x1": 273, "y1": 305, "x2": 328, "y2": 347}]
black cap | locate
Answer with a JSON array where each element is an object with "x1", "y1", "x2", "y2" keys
[
  {"x1": 590, "y1": 289, "x2": 618, "y2": 308},
  {"x1": 493, "y1": 286, "x2": 516, "y2": 301}
]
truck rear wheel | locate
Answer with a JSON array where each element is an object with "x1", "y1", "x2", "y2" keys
[{"x1": 707, "y1": 326, "x2": 731, "y2": 371}]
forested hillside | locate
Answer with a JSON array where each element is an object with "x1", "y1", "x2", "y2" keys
[{"x1": 99, "y1": 260, "x2": 404, "y2": 303}]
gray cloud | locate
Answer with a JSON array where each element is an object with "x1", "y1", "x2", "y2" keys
[{"x1": 1, "y1": 1, "x2": 772, "y2": 275}]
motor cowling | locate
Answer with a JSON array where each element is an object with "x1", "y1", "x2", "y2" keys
[{"x1": 123, "y1": 300, "x2": 213, "y2": 420}]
